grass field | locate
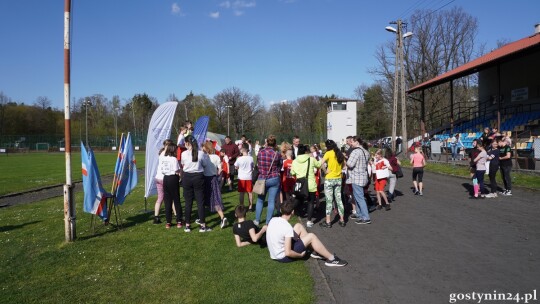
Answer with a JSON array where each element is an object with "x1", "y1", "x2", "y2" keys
[
  {"x1": 0, "y1": 181, "x2": 314, "y2": 303},
  {"x1": 0, "y1": 151, "x2": 146, "y2": 196}
]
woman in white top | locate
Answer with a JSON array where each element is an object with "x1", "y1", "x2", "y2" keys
[
  {"x1": 473, "y1": 141, "x2": 488, "y2": 198},
  {"x1": 154, "y1": 139, "x2": 175, "y2": 225},
  {"x1": 181, "y1": 135, "x2": 210, "y2": 232},
  {"x1": 158, "y1": 143, "x2": 182, "y2": 229},
  {"x1": 202, "y1": 141, "x2": 228, "y2": 229}
]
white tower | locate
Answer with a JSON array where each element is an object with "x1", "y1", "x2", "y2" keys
[{"x1": 326, "y1": 99, "x2": 357, "y2": 145}]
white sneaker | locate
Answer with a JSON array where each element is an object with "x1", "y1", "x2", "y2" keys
[
  {"x1": 253, "y1": 220, "x2": 259, "y2": 226},
  {"x1": 306, "y1": 221, "x2": 314, "y2": 228},
  {"x1": 505, "y1": 190, "x2": 512, "y2": 196},
  {"x1": 485, "y1": 193, "x2": 498, "y2": 198}
]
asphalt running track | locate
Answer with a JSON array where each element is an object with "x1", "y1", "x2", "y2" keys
[{"x1": 306, "y1": 167, "x2": 540, "y2": 304}]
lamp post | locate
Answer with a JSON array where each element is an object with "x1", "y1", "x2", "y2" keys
[
  {"x1": 113, "y1": 107, "x2": 120, "y2": 148},
  {"x1": 386, "y1": 20, "x2": 412, "y2": 154},
  {"x1": 225, "y1": 105, "x2": 232, "y2": 136},
  {"x1": 83, "y1": 99, "x2": 92, "y2": 146}
]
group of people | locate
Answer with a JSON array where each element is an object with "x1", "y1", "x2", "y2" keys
[{"x1": 468, "y1": 127, "x2": 513, "y2": 198}]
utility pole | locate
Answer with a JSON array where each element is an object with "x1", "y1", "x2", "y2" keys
[
  {"x1": 226, "y1": 105, "x2": 232, "y2": 136},
  {"x1": 386, "y1": 20, "x2": 412, "y2": 155}
]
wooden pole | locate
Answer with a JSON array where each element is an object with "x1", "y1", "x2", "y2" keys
[{"x1": 63, "y1": 0, "x2": 76, "y2": 242}]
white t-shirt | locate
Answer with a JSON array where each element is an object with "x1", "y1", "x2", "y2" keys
[
  {"x1": 155, "y1": 150, "x2": 166, "y2": 180},
  {"x1": 203, "y1": 154, "x2": 222, "y2": 177},
  {"x1": 266, "y1": 217, "x2": 294, "y2": 260},
  {"x1": 159, "y1": 155, "x2": 179, "y2": 176},
  {"x1": 181, "y1": 150, "x2": 207, "y2": 173},
  {"x1": 234, "y1": 155, "x2": 254, "y2": 181}
]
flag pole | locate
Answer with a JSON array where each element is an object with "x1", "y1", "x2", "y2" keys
[{"x1": 63, "y1": 0, "x2": 76, "y2": 242}]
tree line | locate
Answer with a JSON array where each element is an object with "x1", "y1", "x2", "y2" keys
[{"x1": 1, "y1": 6, "x2": 487, "y2": 146}]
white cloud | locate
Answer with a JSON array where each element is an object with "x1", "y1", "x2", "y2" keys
[
  {"x1": 233, "y1": 1, "x2": 256, "y2": 8},
  {"x1": 219, "y1": 0, "x2": 256, "y2": 16},
  {"x1": 171, "y1": 3, "x2": 182, "y2": 15},
  {"x1": 209, "y1": 11, "x2": 220, "y2": 18}
]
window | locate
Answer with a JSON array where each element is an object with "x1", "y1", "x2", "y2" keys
[{"x1": 332, "y1": 102, "x2": 347, "y2": 111}]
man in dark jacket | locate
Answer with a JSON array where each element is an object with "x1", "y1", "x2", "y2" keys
[{"x1": 221, "y1": 136, "x2": 240, "y2": 189}]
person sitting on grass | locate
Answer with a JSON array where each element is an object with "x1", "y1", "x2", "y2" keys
[
  {"x1": 233, "y1": 205, "x2": 267, "y2": 247},
  {"x1": 266, "y1": 198, "x2": 348, "y2": 267}
]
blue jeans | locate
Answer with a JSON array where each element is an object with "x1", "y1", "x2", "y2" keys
[
  {"x1": 451, "y1": 145, "x2": 458, "y2": 159},
  {"x1": 255, "y1": 176, "x2": 280, "y2": 224},
  {"x1": 352, "y1": 184, "x2": 370, "y2": 221}
]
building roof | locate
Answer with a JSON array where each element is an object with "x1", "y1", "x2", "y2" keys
[{"x1": 407, "y1": 32, "x2": 540, "y2": 93}]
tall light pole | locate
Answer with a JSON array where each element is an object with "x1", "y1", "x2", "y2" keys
[
  {"x1": 386, "y1": 20, "x2": 412, "y2": 154},
  {"x1": 225, "y1": 105, "x2": 232, "y2": 136},
  {"x1": 83, "y1": 99, "x2": 92, "y2": 146},
  {"x1": 114, "y1": 107, "x2": 120, "y2": 148}
]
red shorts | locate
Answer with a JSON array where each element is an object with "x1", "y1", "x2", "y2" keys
[
  {"x1": 238, "y1": 179, "x2": 253, "y2": 193},
  {"x1": 374, "y1": 178, "x2": 387, "y2": 192}
]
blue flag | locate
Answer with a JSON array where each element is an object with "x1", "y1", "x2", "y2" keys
[
  {"x1": 81, "y1": 142, "x2": 109, "y2": 220},
  {"x1": 113, "y1": 133, "x2": 138, "y2": 205},
  {"x1": 192, "y1": 116, "x2": 210, "y2": 148}
]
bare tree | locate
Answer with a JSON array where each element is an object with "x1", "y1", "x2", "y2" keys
[
  {"x1": 212, "y1": 87, "x2": 263, "y2": 138},
  {"x1": 371, "y1": 6, "x2": 481, "y2": 134},
  {"x1": 34, "y1": 96, "x2": 52, "y2": 110}
]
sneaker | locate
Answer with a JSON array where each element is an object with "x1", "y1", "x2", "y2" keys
[
  {"x1": 310, "y1": 252, "x2": 325, "y2": 260},
  {"x1": 306, "y1": 221, "x2": 314, "y2": 228},
  {"x1": 376, "y1": 205, "x2": 382, "y2": 210},
  {"x1": 485, "y1": 193, "x2": 498, "y2": 198},
  {"x1": 385, "y1": 204, "x2": 391, "y2": 211},
  {"x1": 153, "y1": 217, "x2": 161, "y2": 224},
  {"x1": 195, "y1": 219, "x2": 201, "y2": 225},
  {"x1": 176, "y1": 222, "x2": 183, "y2": 229},
  {"x1": 184, "y1": 226, "x2": 191, "y2": 233},
  {"x1": 419, "y1": 191, "x2": 423, "y2": 196},
  {"x1": 325, "y1": 255, "x2": 348, "y2": 267},
  {"x1": 349, "y1": 214, "x2": 359, "y2": 220},
  {"x1": 253, "y1": 220, "x2": 260, "y2": 226},
  {"x1": 220, "y1": 218, "x2": 228, "y2": 229},
  {"x1": 355, "y1": 219, "x2": 371, "y2": 225},
  {"x1": 414, "y1": 190, "x2": 420, "y2": 195},
  {"x1": 200, "y1": 226, "x2": 212, "y2": 233},
  {"x1": 165, "y1": 223, "x2": 171, "y2": 229},
  {"x1": 319, "y1": 221, "x2": 332, "y2": 229},
  {"x1": 505, "y1": 190, "x2": 512, "y2": 196},
  {"x1": 338, "y1": 220, "x2": 346, "y2": 227}
]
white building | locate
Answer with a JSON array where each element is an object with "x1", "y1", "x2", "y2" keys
[{"x1": 326, "y1": 99, "x2": 358, "y2": 144}]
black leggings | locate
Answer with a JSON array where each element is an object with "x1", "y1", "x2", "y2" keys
[
  {"x1": 305, "y1": 192, "x2": 317, "y2": 221},
  {"x1": 183, "y1": 172, "x2": 206, "y2": 226},
  {"x1": 163, "y1": 175, "x2": 182, "y2": 224},
  {"x1": 489, "y1": 164, "x2": 498, "y2": 193},
  {"x1": 500, "y1": 165, "x2": 512, "y2": 191},
  {"x1": 412, "y1": 167, "x2": 424, "y2": 182}
]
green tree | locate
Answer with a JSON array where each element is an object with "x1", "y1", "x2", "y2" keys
[{"x1": 358, "y1": 84, "x2": 391, "y2": 140}]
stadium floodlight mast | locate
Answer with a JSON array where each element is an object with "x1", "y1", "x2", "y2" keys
[
  {"x1": 83, "y1": 98, "x2": 92, "y2": 146},
  {"x1": 225, "y1": 105, "x2": 232, "y2": 136},
  {"x1": 386, "y1": 20, "x2": 413, "y2": 154},
  {"x1": 114, "y1": 106, "x2": 120, "y2": 148}
]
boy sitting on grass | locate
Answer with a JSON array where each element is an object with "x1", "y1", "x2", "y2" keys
[
  {"x1": 233, "y1": 205, "x2": 267, "y2": 247},
  {"x1": 266, "y1": 198, "x2": 348, "y2": 267}
]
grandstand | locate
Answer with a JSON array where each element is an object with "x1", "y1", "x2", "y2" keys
[{"x1": 407, "y1": 25, "x2": 540, "y2": 167}]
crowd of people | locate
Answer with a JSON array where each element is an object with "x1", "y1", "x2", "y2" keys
[{"x1": 151, "y1": 123, "x2": 514, "y2": 268}]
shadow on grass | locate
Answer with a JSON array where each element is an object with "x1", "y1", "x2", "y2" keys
[
  {"x1": 0, "y1": 220, "x2": 42, "y2": 232},
  {"x1": 77, "y1": 211, "x2": 152, "y2": 241}
]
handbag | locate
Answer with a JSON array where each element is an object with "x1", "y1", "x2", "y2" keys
[
  {"x1": 252, "y1": 151, "x2": 277, "y2": 196},
  {"x1": 293, "y1": 157, "x2": 310, "y2": 198},
  {"x1": 395, "y1": 165, "x2": 404, "y2": 178}
]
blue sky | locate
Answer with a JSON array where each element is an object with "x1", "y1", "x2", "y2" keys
[{"x1": 1, "y1": 0, "x2": 539, "y2": 109}]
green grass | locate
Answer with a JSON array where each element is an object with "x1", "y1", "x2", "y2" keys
[
  {"x1": 401, "y1": 160, "x2": 540, "y2": 190},
  {"x1": 0, "y1": 151, "x2": 145, "y2": 196},
  {"x1": 0, "y1": 183, "x2": 314, "y2": 303}
]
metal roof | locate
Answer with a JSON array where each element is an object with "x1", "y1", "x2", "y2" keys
[{"x1": 407, "y1": 32, "x2": 540, "y2": 93}]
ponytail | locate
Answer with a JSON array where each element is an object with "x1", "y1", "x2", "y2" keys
[{"x1": 185, "y1": 135, "x2": 199, "y2": 162}]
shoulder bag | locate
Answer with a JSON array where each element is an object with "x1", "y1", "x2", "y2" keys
[
  {"x1": 252, "y1": 151, "x2": 277, "y2": 196},
  {"x1": 293, "y1": 157, "x2": 310, "y2": 198}
]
